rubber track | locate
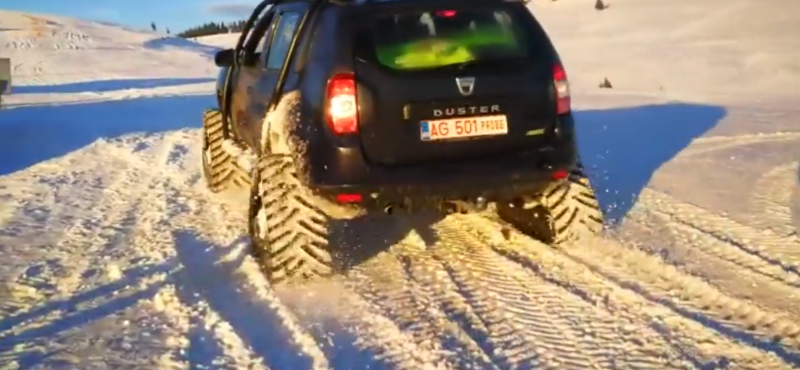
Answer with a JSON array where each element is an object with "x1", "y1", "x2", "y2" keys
[
  {"x1": 255, "y1": 154, "x2": 332, "y2": 284},
  {"x1": 202, "y1": 109, "x2": 251, "y2": 193},
  {"x1": 548, "y1": 171, "x2": 605, "y2": 244},
  {"x1": 498, "y1": 170, "x2": 604, "y2": 245}
]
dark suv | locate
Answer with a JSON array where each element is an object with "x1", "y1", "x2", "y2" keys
[{"x1": 202, "y1": 0, "x2": 604, "y2": 285}]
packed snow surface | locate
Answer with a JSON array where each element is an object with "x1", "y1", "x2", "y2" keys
[{"x1": 1, "y1": 0, "x2": 799, "y2": 369}]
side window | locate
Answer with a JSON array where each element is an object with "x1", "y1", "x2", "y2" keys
[
  {"x1": 265, "y1": 12, "x2": 302, "y2": 71},
  {"x1": 258, "y1": 17, "x2": 279, "y2": 65}
]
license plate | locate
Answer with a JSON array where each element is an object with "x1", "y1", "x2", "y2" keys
[{"x1": 420, "y1": 114, "x2": 508, "y2": 141}]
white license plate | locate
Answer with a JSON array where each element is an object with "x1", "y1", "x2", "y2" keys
[{"x1": 420, "y1": 114, "x2": 508, "y2": 141}]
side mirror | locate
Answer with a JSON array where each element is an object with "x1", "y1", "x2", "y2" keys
[{"x1": 214, "y1": 49, "x2": 235, "y2": 67}]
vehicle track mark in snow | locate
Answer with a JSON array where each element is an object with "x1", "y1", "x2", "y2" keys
[
  {"x1": 438, "y1": 216, "x2": 691, "y2": 370},
  {"x1": 638, "y1": 189, "x2": 800, "y2": 278},
  {"x1": 626, "y1": 209, "x2": 800, "y2": 291},
  {"x1": 624, "y1": 211, "x2": 800, "y2": 318},
  {"x1": 169, "y1": 181, "x2": 333, "y2": 369},
  {"x1": 0, "y1": 263, "x2": 180, "y2": 369},
  {"x1": 157, "y1": 243, "x2": 272, "y2": 370},
  {"x1": 678, "y1": 132, "x2": 800, "y2": 160},
  {"x1": 120, "y1": 134, "x2": 259, "y2": 369},
  {"x1": 556, "y1": 237, "x2": 800, "y2": 361},
  {"x1": 419, "y1": 217, "x2": 644, "y2": 370},
  {"x1": 496, "y1": 210, "x2": 800, "y2": 363},
  {"x1": 747, "y1": 162, "x2": 799, "y2": 238},
  {"x1": 348, "y1": 245, "x2": 502, "y2": 370},
  {"x1": 464, "y1": 214, "x2": 798, "y2": 369},
  {"x1": 276, "y1": 278, "x2": 451, "y2": 370},
  {"x1": 0, "y1": 138, "x2": 163, "y2": 319},
  {"x1": 691, "y1": 132, "x2": 800, "y2": 145},
  {"x1": 391, "y1": 242, "x2": 546, "y2": 370}
]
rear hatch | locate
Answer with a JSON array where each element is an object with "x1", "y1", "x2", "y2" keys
[{"x1": 351, "y1": 1, "x2": 560, "y2": 166}]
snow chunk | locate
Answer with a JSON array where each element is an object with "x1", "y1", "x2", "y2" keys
[{"x1": 260, "y1": 90, "x2": 302, "y2": 155}]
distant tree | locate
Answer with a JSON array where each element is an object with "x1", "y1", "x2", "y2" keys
[{"x1": 176, "y1": 20, "x2": 247, "y2": 38}]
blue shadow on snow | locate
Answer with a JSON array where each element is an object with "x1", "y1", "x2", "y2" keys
[
  {"x1": 0, "y1": 94, "x2": 214, "y2": 176},
  {"x1": 573, "y1": 102, "x2": 727, "y2": 224},
  {"x1": 143, "y1": 37, "x2": 221, "y2": 58},
  {"x1": 12, "y1": 77, "x2": 214, "y2": 94},
  {"x1": 0, "y1": 98, "x2": 726, "y2": 225}
]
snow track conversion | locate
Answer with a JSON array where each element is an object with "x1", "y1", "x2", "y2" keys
[{"x1": 2, "y1": 0, "x2": 800, "y2": 368}]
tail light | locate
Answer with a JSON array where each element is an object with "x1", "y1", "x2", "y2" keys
[
  {"x1": 553, "y1": 64, "x2": 571, "y2": 114},
  {"x1": 435, "y1": 10, "x2": 457, "y2": 17},
  {"x1": 326, "y1": 73, "x2": 359, "y2": 135}
]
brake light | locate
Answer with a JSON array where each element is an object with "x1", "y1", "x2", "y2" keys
[
  {"x1": 553, "y1": 64, "x2": 571, "y2": 114},
  {"x1": 326, "y1": 73, "x2": 359, "y2": 135},
  {"x1": 435, "y1": 10, "x2": 457, "y2": 17},
  {"x1": 335, "y1": 193, "x2": 362, "y2": 203}
]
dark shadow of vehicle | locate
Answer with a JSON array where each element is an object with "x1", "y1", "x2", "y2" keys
[
  {"x1": 143, "y1": 37, "x2": 221, "y2": 58},
  {"x1": 573, "y1": 102, "x2": 727, "y2": 224},
  {"x1": 12, "y1": 77, "x2": 214, "y2": 94},
  {"x1": 327, "y1": 211, "x2": 444, "y2": 274},
  {"x1": 0, "y1": 94, "x2": 214, "y2": 176}
]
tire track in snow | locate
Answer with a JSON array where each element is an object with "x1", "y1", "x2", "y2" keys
[
  {"x1": 164, "y1": 144, "x2": 335, "y2": 370},
  {"x1": 747, "y1": 162, "x2": 799, "y2": 238},
  {"x1": 0, "y1": 137, "x2": 164, "y2": 328},
  {"x1": 555, "y1": 234, "x2": 800, "y2": 361},
  {"x1": 463, "y1": 214, "x2": 798, "y2": 369},
  {"x1": 275, "y1": 279, "x2": 451, "y2": 370},
  {"x1": 119, "y1": 133, "x2": 272, "y2": 369},
  {"x1": 623, "y1": 210, "x2": 800, "y2": 320},
  {"x1": 390, "y1": 242, "x2": 552, "y2": 370},
  {"x1": 440, "y1": 216, "x2": 696, "y2": 369},
  {"x1": 676, "y1": 132, "x2": 800, "y2": 160},
  {"x1": 402, "y1": 216, "x2": 672, "y2": 370},
  {"x1": 638, "y1": 189, "x2": 800, "y2": 278},
  {"x1": 348, "y1": 243, "x2": 503, "y2": 370},
  {"x1": 432, "y1": 218, "x2": 672, "y2": 370},
  {"x1": 483, "y1": 209, "x2": 800, "y2": 363},
  {"x1": 626, "y1": 204, "x2": 800, "y2": 290},
  {"x1": 126, "y1": 131, "x2": 280, "y2": 370}
]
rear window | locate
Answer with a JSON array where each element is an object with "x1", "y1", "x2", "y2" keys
[{"x1": 359, "y1": 7, "x2": 537, "y2": 71}]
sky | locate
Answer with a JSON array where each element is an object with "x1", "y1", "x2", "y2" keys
[{"x1": 0, "y1": 0, "x2": 259, "y2": 33}]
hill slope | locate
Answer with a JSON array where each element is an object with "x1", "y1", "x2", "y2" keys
[{"x1": 0, "y1": 10, "x2": 219, "y2": 87}]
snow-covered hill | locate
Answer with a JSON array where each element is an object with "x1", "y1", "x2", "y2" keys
[
  {"x1": 0, "y1": 10, "x2": 219, "y2": 107},
  {"x1": 1, "y1": 0, "x2": 799, "y2": 369},
  {"x1": 194, "y1": 33, "x2": 239, "y2": 49}
]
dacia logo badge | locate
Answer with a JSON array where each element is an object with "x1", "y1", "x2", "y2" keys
[{"x1": 455, "y1": 76, "x2": 475, "y2": 96}]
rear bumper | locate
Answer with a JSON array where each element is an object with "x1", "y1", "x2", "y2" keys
[{"x1": 304, "y1": 115, "x2": 578, "y2": 205}]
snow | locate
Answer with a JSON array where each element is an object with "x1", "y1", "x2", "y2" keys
[{"x1": 0, "y1": 0, "x2": 799, "y2": 369}]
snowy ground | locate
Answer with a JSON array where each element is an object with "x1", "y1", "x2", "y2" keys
[{"x1": 1, "y1": 0, "x2": 799, "y2": 369}]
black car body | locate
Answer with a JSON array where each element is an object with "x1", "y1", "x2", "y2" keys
[{"x1": 215, "y1": 0, "x2": 577, "y2": 207}]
